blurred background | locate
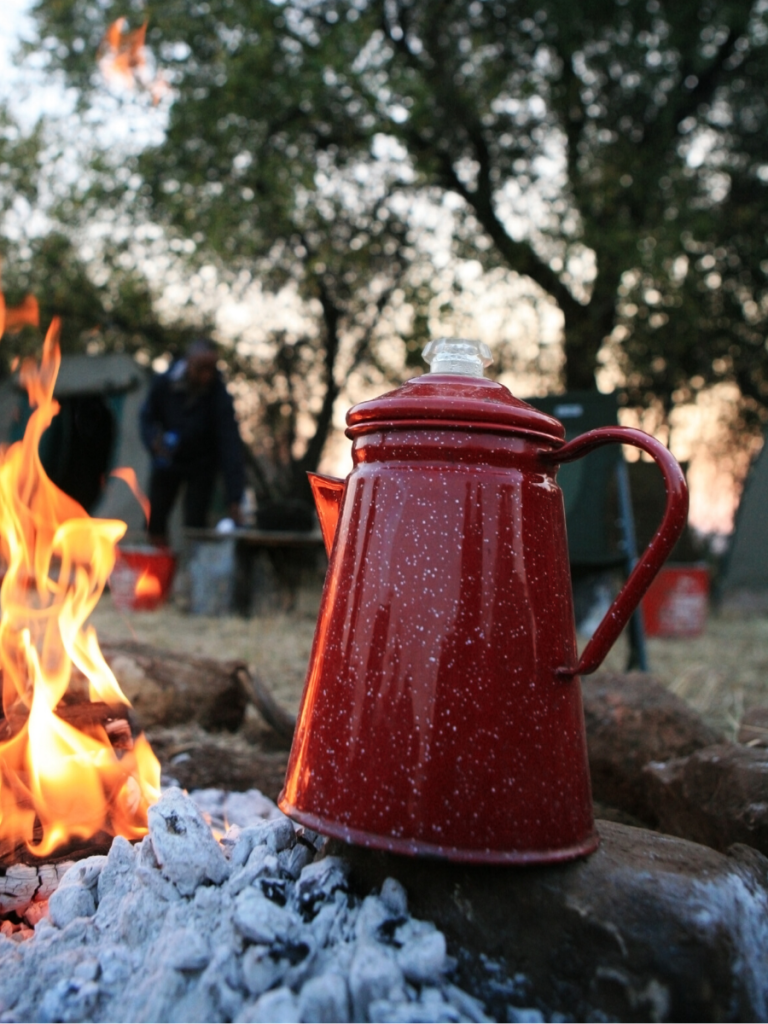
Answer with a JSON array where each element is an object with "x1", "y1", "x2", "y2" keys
[{"x1": 0, "y1": 0, "x2": 767, "y2": 735}]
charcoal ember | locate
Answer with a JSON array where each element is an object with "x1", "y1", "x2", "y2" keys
[
  {"x1": 395, "y1": 923, "x2": 447, "y2": 984},
  {"x1": 230, "y1": 817, "x2": 295, "y2": 866},
  {"x1": 196, "y1": 947, "x2": 245, "y2": 1021},
  {"x1": 294, "y1": 856, "x2": 350, "y2": 919},
  {"x1": 148, "y1": 786, "x2": 230, "y2": 895},
  {"x1": 164, "y1": 928, "x2": 211, "y2": 971},
  {"x1": 355, "y1": 893, "x2": 396, "y2": 943},
  {"x1": 309, "y1": 890, "x2": 349, "y2": 948},
  {"x1": 643, "y1": 742, "x2": 768, "y2": 853},
  {"x1": 507, "y1": 1010, "x2": 546, "y2": 1023},
  {"x1": 298, "y1": 971, "x2": 350, "y2": 1023},
  {"x1": 98, "y1": 944, "x2": 139, "y2": 989},
  {"x1": 36, "y1": 865, "x2": 60, "y2": 901},
  {"x1": 0, "y1": 789, "x2": 487, "y2": 1024},
  {"x1": 112, "y1": 965, "x2": 187, "y2": 1024},
  {"x1": 349, "y1": 942, "x2": 407, "y2": 1021},
  {"x1": 296, "y1": 826, "x2": 324, "y2": 851},
  {"x1": 228, "y1": 847, "x2": 281, "y2": 895},
  {"x1": 192, "y1": 787, "x2": 283, "y2": 833},
  {"x1": 241, "y1": 943, "x2": 290, "y2": 997},
  {"x1": 57, "y1": 855, "x2": 107, "y2": 892},
  {"x1": 96, "y1": 837, "x2": 135, "y2": 908},
  {"x1": 370, "y1": 989, "x2": 467, "y2": 1023},
  {"x1": 442, "y1": 983, "x2": 493, "y2": 1023},
  {"x1": 0, "y1": 864, "x2": 39, "y2": 915},
  {"x1": 48, "y1": 884, "x2": 96, "y2": 929},
  {"x1": 237, "y1": 985, "x2": 299, "y2": 1024},
  {"x1": 38, "y1": 977, "x2": 100, "y2": 1023},
  {"x1": 380, "y1": 876, "x2": 408, "y2": 916},
  {"x1": 279, "y1": 841, "x2": 315, "y2": 880},
  {"x1": 233, "y1": 889, "x2": 299, "y2": 944},
  {"x1": 22, "y1": 900, "x2": 48, "y2": 928}
]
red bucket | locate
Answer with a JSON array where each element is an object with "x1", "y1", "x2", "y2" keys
[
  {"x1": 110, "y1": 546, "x2": 177, "y2": 612},
  {"x1": 641, "y1": 564, "x2": 709, "y2": 637}
]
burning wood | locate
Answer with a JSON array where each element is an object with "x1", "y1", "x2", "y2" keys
[{"x1": 0, "y1": 317, "x2": 160, "y2": 861}]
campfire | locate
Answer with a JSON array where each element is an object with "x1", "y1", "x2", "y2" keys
[{"x1": 0, "y1": 317, "x2": 160, "y2": 864}]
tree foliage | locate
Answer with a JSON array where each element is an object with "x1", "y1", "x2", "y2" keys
[
  {"x1": 24, "y1": 0, "x2": 768, "y2": 450},
  {"x1": 23, "y1": 0, "x2": 440, "y2": 500},
  {"x1": 320, "y1": 0, "x2": 767, "y2": 414}
]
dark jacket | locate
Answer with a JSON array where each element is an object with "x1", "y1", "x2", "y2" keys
[{"x1": 140, "y1": 360, "x2": 245, "y2": 505}]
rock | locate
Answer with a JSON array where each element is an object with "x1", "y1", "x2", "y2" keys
[
  {"x1": 148, "y1": 787, "x2": 230, "y2": 896},
  {"x1": 333, "y1": 819, "x2": 768, "y2": 1022},
  {"x1": 643, "y1": 743, "x2": 768, "y2": 854},
  {"x1": 738, "y1": 706, "x2": 768, "y2": 747},
  {"x1": 582, "y1": 671, "x2": 722, "y2": 823}
]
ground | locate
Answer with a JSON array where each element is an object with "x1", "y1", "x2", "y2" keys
[{"x1": 89, "y1": 589, "x2": 767, "y2": 738}]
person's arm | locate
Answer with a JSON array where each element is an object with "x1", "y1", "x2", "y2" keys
[
  {"x1": 139, "y1": 376, "x2": 164, "y2": 454},
  {"x1": 214, "y1": 382, "x2": 246, "y2": 521}
]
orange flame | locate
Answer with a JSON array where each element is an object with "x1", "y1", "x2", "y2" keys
[
  {"x1": 110, "y1": 466, "x2": 150, "y2": 524},
  {"x1": 98, "y1": 18, "x2": 169, "y2": 105},
  {"x1": 134, "y1": 568, "x2": 161, "y2": 599},
  {"x1": 0, "y1": 319, "x2": 160, "y2": 857},
  {"x1": 0, "y1": 262, "x2": 40, "y2": 339}
]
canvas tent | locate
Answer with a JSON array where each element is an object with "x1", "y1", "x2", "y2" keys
[
  {"x1": 718, "y1": 436, "x2": 768, "y2": 610},
  {"x1": 0, "y1": 353, "x2": 152, "y2": 539}
]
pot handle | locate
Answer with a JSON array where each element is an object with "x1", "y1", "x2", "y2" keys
[{"x1": 542, "y1": 427, "x2": 688, "y2": 677}]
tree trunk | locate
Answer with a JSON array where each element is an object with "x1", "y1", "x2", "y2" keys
[{"x1": 562, "y1": 272, "x2": 621, "y2": 393}]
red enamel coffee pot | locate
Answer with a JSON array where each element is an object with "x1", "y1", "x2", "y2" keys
[{"x1": 279, "y1": 338, "x2": 688, "y2": 863}]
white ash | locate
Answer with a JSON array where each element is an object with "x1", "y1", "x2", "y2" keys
[{"x1": 0, "y1": 788, "x2": 514, "y2": 1023}]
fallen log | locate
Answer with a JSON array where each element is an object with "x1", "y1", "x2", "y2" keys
[
  {"x1": 234, "y1": 666, "x2": 296, "y2": 744},
  {"x1": 100, "y1": 640, "x2": 296, "y2": 744},
  {"x1": 100, "y1": 640, "x2": 250, "y2": 733}
]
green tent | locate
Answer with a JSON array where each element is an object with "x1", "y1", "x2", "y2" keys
[{"x1": 0, "y1": 353, "x2": 151, "y2": 538}]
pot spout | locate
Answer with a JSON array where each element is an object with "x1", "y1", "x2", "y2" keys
[{"x1": 308, "y1": 473, "x2": 346, "y2": 556}]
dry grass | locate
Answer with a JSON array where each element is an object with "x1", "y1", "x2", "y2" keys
[
  {"x1": 90, "y1": 591, "x2": 768, "y2": 739},
  {"x1": 589, "y1": 614, "x2": 768, "y2": 738}
]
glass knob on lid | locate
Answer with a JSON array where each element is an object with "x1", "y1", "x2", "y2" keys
[{"x1": 422, "y1": 337, "x2": 493, "y2": 378}]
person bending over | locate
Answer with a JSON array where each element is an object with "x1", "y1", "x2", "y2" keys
[{"x1": 140, "y1": 338, "x2": 245, "y2": 546}]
